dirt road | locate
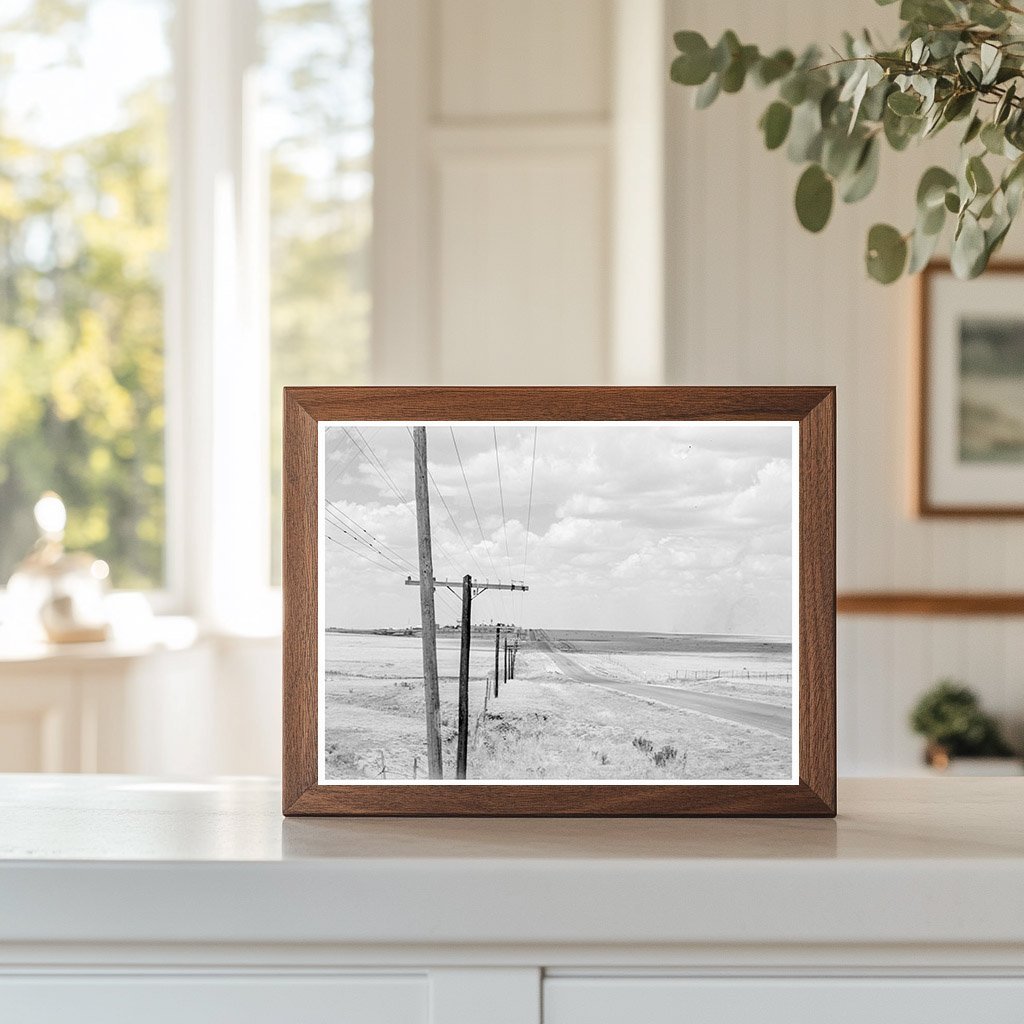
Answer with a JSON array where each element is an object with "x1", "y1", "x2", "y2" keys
[{"x1": 530, "y1": 629, "x2": 791, "y2": 739}]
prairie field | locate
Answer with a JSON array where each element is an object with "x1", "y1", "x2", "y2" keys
[{"x1": 323, "y1": 630, "x2": 793, "y2": 782}]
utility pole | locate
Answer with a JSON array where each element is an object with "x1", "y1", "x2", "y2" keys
[
  {"x1": 412, "y1": 426, "x2": 442, "y2": 779},
  {"x1": 494, "y1": 622, "x2": 502, "y2": 699},
  {"x1": 405, "y1": 579, "x2": 527, "y2": 775},
  {"x1": 456, "y1": 574, "x2": 472, "y2": 779},
  {"x1": 503, "y1": 635, "x2": 509, "y2": 688}
]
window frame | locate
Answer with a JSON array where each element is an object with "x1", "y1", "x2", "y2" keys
[{"x1": 165, "y1": 0, "x2": 279, "y2": 633}]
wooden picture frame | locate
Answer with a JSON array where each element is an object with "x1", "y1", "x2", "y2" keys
[
  {"x1": 283, "y1": 387, "x2": 836, "y2": 817},
  {"x1": 917, "y1": 260, "x2": 1024, "y2": 517}
]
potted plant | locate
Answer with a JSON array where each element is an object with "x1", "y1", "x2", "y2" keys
[
  {"x1": 670, "y1": 0, "x2": 1024, "y2": 283},
  {"x1": 909, "y1": 679, "x2": 1019, "y2": 772}
]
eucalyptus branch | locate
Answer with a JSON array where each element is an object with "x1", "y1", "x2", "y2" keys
[{"x1": 670, "y1": 0, "x2": 1024, "y2": 283}]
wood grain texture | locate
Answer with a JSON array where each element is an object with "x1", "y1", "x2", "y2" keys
[
  {"x1": 282, "y1": 387, "x2": 836, "y2": 817},
  {"x1": 282, "y1": 391, "x2": 319, "y2": 812},
  {"x1": 838, "y1": 592, "x2": 1024, "y2": 616},
  {"x1": 916, "y1": 260, "x2": 1024, "y2": 518}
]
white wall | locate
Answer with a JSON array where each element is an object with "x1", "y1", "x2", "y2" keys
[
  {"x1": 373, "y1": 0, "x2": 665, "y2": 386},
  {"x1": 205, "y1": 0, "x2": 1024, "y2": 779},
  {"x1": 665, "y1": 0, "x2": 1024, "y2": 772}
]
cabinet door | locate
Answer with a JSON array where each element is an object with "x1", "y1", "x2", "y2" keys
[
  {"x1": 0, "y1": 974, "x2": 427, "y2": 1024},
  {"x1": 544, "y1": 977, "x2": 1024, "y2": 1024}
]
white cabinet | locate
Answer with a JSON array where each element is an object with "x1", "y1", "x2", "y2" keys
[
  {"x1": 544, "y1": 978, "x2": 1024, "y2": 1024},
  {"x1": 0, "y1": 975, "x2": 427, "y2": 1024},
  {"x1": 2, "y1": 777, "x2": 1023, "y2": 1023}
]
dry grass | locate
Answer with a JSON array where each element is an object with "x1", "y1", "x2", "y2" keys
[{"x1": 324, "y1": 667, "x2": 790, "y2": 782}]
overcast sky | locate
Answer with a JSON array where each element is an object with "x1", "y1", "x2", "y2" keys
[{"x1": 322, "y1": 422, "x2": 795, "y2": 636}]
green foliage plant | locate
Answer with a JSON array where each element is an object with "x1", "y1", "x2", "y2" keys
[
  {"x1": 909, "y1": 679, "x2": 1015, "y2": 757},
  {"x1": 671, "y1": 0, "x2": 1024, "y2": 283}
]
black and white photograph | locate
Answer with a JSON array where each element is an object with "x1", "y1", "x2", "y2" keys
[{"x1": 317, "y1": 420, "x2": 798, "y2": 785}]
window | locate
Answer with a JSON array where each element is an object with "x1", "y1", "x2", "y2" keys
[
  {"x1": 0, "y1": 0, "x2": 373, "y2": 617},
  {"x1": 0, "y1": 0, "x2": 172, "y2": 589},
  {"x1": 262, "y1": 0, "x2": 373, "y2": 581}
]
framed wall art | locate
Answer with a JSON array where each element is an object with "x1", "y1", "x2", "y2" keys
[
  {"x1": 282, "y1": 387, "x2": 836, "y2": 816},
  {"x1": 917, "y1": 261, "x2": 1024, "y2": 517}
]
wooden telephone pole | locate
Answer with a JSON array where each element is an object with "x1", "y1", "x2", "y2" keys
[
  {"x1": 412, "y1": 426, "x2": 443, "y2": 779},
  {"x1": 456, "y1": 574, "x2": 472, "y2": 778},
  {"x1": 494, "y1": 623, "x2": 502, "y2": 699},
  {"x1": 406, "y1": 577, "x2": 527, "y2": 778}
]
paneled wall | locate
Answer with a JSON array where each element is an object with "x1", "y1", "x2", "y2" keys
[
  {"x1": 372, "y1": 0, "x2": 1024, "y2": 774},
  {"x1": 665, "y1": 0, "x2": 1024, "y2": 772},
  {"x1": 375, "y1": 0, "x2": 617, "y2": 385}
]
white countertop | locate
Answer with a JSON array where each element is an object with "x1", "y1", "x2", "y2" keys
[{"x1": 2, "y1": 775, "x2": 1022, "y2": 951}]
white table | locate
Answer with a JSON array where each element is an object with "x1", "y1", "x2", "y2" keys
[{"x1": 1, "y1": 775, "x2": 1022, "y2": 1023}]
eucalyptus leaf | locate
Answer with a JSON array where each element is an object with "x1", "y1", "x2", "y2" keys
[
  {"x1": 754, "y1": 49, "x2": 795, "y2": 87},
  {"x1": 921, "y1": 200, "x2": 946, "y2": 235},
  {"x1": 884, "y1": 106, "x2": 922, "y2": 150},
  {"x1": 822, "y1": 128, "x2": 863, "y2": 178},
  {"x1": 842, "y1": 137, "x2": 880, "y2": 203},
  {"x1": 888, "y1": 90, "x2": 921, "y2": 115},
  {"x1": 787, "y1": 101, "x2": 823, "y2": 162},
  {"x1": 671, "y1": 48, "x2": 712, "y2": 87},
  {"x1": 996, "y1": 82, "x2": 1017, "y2": 124},
  {"x1": 970, "y1": 2, "x2": 1009, "y2": 29},
  {"x1": 981, "y1": 121, "x2": 1006, "y2": 155},
  {"x1": 952, "y1": 212, "x2": 987, "y2": 278},
  {"x1": 942, "y1": 91, "x2": 974, "y2": 122},
  {"x1": 962, "y1": 115, "x2": 983, "y2": 145},
  {"x1": 908, "y1": 221, "x2": 942, "y2": 273},
  {"x1": 917, "y1": 166, "x2": 957, "y2": 210},
  {"x1": 760, "y1": 101, "x2": 793, "y2": 150},
  {"x1": 967, "y1": 154, "x2": 995, "y2": 195},
  {"x1": 721, "y1": 45, "x2": 759, "y2": 93},
  {"x1": 710, "y1": 31, "x2": 740, "y2": 73},
  {"x1": 861, "y1": 79, "x2": 892, "y2": 122},
  {"x1": 694, "y1": 73, "x2": 721, "y2": 109},
  {"x1": 795, "y1": 164, "x2": 834, "y2": 232},
  {"x1": 980, "y1": 42, "x2": 1003, "y2": 86},
  {"x1": 866, "y1": 223, "x2": 908, "y2": 283}
]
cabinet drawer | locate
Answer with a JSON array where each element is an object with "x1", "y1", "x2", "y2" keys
[
  {"x1": 0, "y1": 974, "x2": 427, "y2": 1024},
  {"x1": 544, "y1": 977, "x2": 1024, "y2": 1024}
]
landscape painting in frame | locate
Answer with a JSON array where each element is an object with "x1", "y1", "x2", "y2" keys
[
  {"x1": 317, "y1": 420, "x2": 799, "y2": 785},
  {"x1": 920, "y1": 262, "x2": 1024, "y2": 515}
]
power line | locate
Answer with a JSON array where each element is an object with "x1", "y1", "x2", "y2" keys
[
  {"x1": 324, "y1": 426, "x2": 375, "y2": 494},
  {"x1": 349, "y1": 426, "x2": 464, "y2": 582},
  {"x1": 325, "y1": 529, "x2": 461, "y2": 619},
  {"x1": 324, "y1": 508, "x2": 415, "y2": 577},
  {"x1": 492, "y1": 426, "x2": 515, "y2": 619},
  {"x1": 326, "y1": 532, "x2": 409, "y2": 577},
  {"x1": 450, "y1": 427, "x2": 508, "y2": 620},
  {"x1": 403, "y1": 427, "x2": 485, "y2": 580},
  {"x1": 519, "y1": 426, "x2": 538, "y2": 625},
  {"x1": 326, "y1": 499, "x2": 418, "y2": 575},
  {"x1": 452, "y1": 423, "x2": 503, "y2": 577},
  {"x1": 343, "y1": 427, "x2": 413, "y2": 513}
]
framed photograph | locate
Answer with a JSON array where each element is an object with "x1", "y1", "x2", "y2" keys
[
  {"x1": 918, "y1": 261, "x2": 1024, "y2": 516},
  {"x1": 283, "y1": 387, "x2": 835, "y2": 816}
]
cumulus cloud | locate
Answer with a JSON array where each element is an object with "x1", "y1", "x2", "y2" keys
[{"x1": 323, "y1": 421, "x2": 795, "y2": 636}]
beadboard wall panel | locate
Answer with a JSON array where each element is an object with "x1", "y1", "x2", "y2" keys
[
  {"x1": 666, "y1": 0, "x2": 1024, "y2": 774},
  {"x1": 375, "y1": 0, "x2": 619, "y2": 386},
  {"x1": 437, "y1": 150, "x2": 608, "y2": 384},
  {"x1": 437, "y1": 0, "x2": 611, "y2": 120}
]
